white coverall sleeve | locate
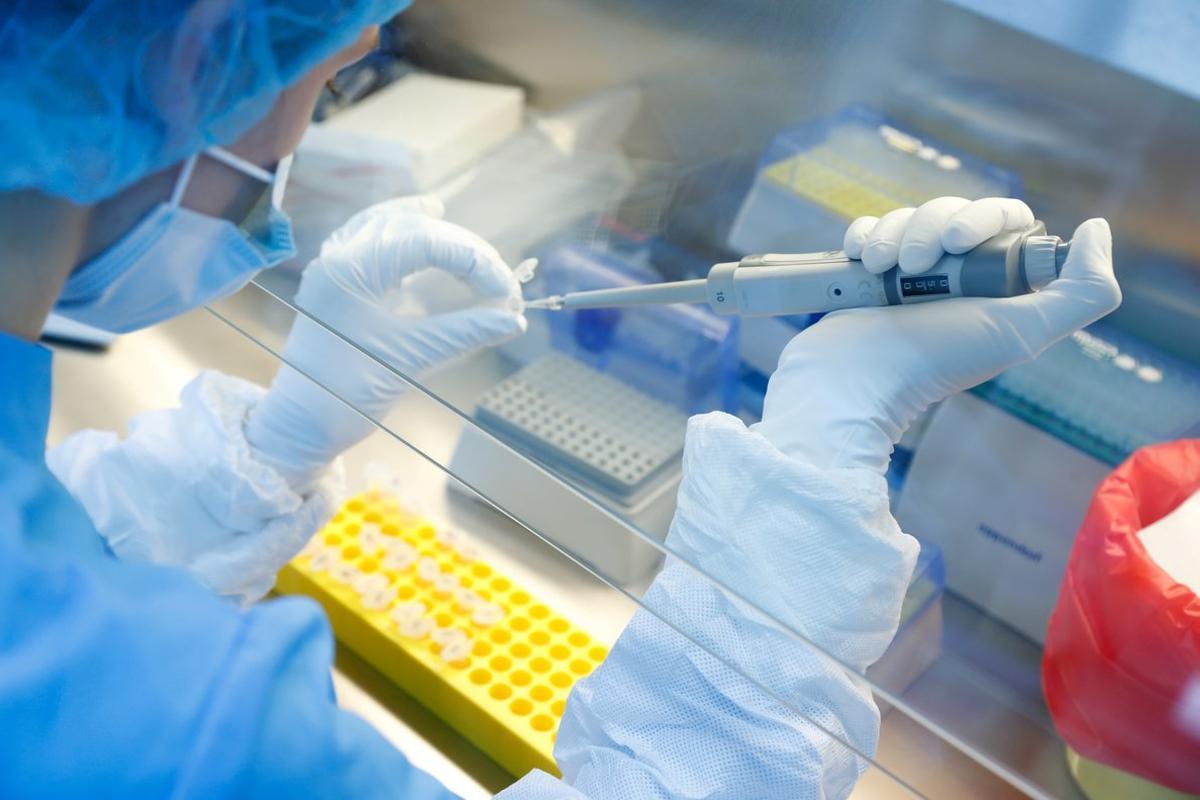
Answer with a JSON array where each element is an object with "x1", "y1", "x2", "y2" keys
[
  {"x1": 47, "y1": 370, "x2": 341, "y2": 604},
  {"x1": 499, "y1": 411, "x2": 919, "y2": 800}
]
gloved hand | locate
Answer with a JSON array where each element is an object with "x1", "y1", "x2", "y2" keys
[
  {"x1": 245, "y1": 196, "x2": 527, "y2": 488},
  {"x1": 754, "y1": 197, "x2": 1122, "y2": 474}
]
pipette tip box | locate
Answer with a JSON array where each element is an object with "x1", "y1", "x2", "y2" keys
[
  {"x1": 972, "y1": 322, "x2": 1200, "y2": 465},
  {"x1": 729, "y1": 104, "x2": 1022, "y2": 254}
]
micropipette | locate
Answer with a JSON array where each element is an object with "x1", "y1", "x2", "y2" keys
[{"x1": 525, "y1": 222, "x2": 1071, "y2": 317}]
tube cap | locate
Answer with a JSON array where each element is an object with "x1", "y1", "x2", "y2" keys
[{"x1": 1023, "y1": 235, "x2": 1062, "y2": 291}]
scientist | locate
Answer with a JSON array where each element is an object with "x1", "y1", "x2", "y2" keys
[{"x1": 0, "y1": 1, "x2": 1120, "y2": 797}]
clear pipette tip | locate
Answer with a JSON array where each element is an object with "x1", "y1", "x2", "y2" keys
[{"x1": 524, "y1": 295, "x2": 565, "y2": 311}]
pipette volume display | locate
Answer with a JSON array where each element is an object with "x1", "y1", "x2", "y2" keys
[{"x1": 525, "y1": 222, "x2": 1068, "y2": 319}]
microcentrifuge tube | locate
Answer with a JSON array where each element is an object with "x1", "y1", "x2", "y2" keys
[
  {"x1": 454, "y1": 588, "x2": 481, "y2": 610},
  {"x1": 440, "y1": 638, "x2": 471, "y2": 664},
  {"x1": 331, "y1": 563, "x2": 359, "y2": 585},
  {"x1": 360, "y1": 586, "x2": 396, "y2": 611},
  {"x1": 390, "y1": 601, "x2": 427, "y2": 624},
  {"x1": 382, "y1": 537, "x2": 414, "y2": 556},
  {"x1": 358, "y1": 524, "x2": 383, "y2": 552},
  {"x1": 398, "y1": 617, "x2": 435, "y2": 640},
  {"x1": 430, "y1": 626, "x2": 466, "y2": 647},
  {"x1": 309, "y1": 548, "x2": 337, "y2": 573},
  {"x1": 434, "y1": 573, "x2": 460, "y2": 597},
  {"x1": 416, "y1": 557, "x2": 441, "y2": 583},
  {"x1": 353, "y1": 572, "x2": 389, "y2": 596},
  {"x1": 472, "y1": 603, "x2": 505, "y2": 627},
  {"x1": 382, "y1": 546, "x2": 417, "y2": 572}
]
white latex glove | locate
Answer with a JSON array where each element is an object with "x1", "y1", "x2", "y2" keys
[
  {"x1": 754, "y1": 197, "x2": 1122, "y2": 474},
  {"x1": 245, "y1": 197, "x2": 527, "y2": 488}
]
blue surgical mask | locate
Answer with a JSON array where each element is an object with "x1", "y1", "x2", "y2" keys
[{"x1": 55, "y1": 147, "x2": 296, "y2": 334}]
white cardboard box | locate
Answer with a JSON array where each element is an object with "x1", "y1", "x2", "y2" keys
[
  {"x1": 322, "y1": 72, "x2": 524, "y2": 190},
  {"x1": 895, "y1": 392, "x2": 1111, "y2": 643}
]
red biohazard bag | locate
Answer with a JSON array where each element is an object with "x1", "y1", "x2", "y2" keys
[{"x1": 1042, "y1": 439, "x2": 1200, "y2": 793}]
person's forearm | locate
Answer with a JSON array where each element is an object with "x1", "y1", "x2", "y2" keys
[{"x1": 47, "y1": 370, "x2": 339, "y2": 603}]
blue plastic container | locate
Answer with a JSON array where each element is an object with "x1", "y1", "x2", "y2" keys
[{"x1": 536, "y1": 241, "x2": 740, "y2": 415}]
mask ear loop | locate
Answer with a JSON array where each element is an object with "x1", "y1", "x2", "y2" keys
[
  {"x1": 169, "y1": 155, "x2": 199, "y2": 209},
  {"x1": 204, "y1": 146, "x2": 276, "y2": 184},
  {"x1": 204, "y1": 146, "x2": 291, "y2": 210},
  {"x1": 271, "y1": 153, "x2": 293, "y2": 209}
]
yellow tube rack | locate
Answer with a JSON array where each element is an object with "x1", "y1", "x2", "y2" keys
[{"x1": 274, "y1": 489, "x2": 608, "y2": 778}]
